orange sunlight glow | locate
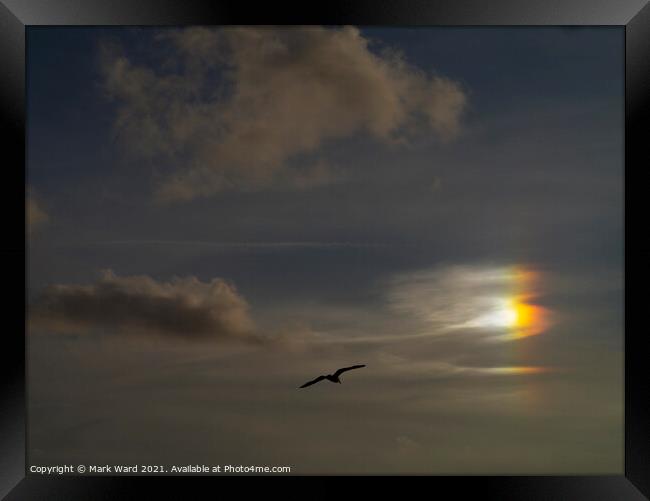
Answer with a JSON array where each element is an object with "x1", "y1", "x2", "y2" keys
[{"x1": 503, "y1": 268, "x2": 552, "y2": 340}]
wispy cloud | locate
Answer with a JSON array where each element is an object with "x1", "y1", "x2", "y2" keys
[
  {"x1": 92, "y1": 239, "x2": 393, "y2": 250},
  {"x1": 385, "y1": 264, "x2": 552, "y2": 342},
  {"x1": 101, "y1": 26, "x2": 467, "y2": 201}
]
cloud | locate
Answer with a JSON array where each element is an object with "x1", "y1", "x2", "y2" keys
[
  {"x1": 101, "y1": 26, "x2": 467, "y2": 201},
  {"x1": 92, "y1": 239, "x2": 391, "y2": 251},
  {"x1": 27, "y1": 193, "x2": 49, "y2": 232},
  {"x1": 385, "y1": 264, "x2": 552, "y2": 342},
  {"x1": 370, "y1": 353, "x2": 550, "y2": 381},
  {"x1": 29, "y1": 270, "x2": 258, "y2": 342},
  {"x1": 394, "y1": 360, "x2": 549, "y2": 378},
  {"x1": 279, "y1": 160, "x2": 343, "y2": 190}
]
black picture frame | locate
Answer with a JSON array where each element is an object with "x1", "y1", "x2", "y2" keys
[{"x1": 2, "y1": 1, "x2": 647, "y2": 498}]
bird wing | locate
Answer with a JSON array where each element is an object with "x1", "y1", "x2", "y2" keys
[
  {"x1": 333, "y1": 364, "x2": 366, "y2": 377},
  {"x1": 299, "y1": 375, "x2": 327, "y2": 388}
]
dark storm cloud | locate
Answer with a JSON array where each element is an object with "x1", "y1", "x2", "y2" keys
[
  {"x1": 30, "y1": 270, "x2": 258, "y2": 342},
  {"x1": 101, "y1": 26, "x2": 467, "y2": 201}
]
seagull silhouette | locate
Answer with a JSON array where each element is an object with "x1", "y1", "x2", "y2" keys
[{"x1": 299, "y1": 365, "x2": 366, "y2": 388}]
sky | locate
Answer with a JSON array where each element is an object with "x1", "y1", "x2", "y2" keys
[{"x1": 26, "y1": 26, "x2": 623, "y2": 474}]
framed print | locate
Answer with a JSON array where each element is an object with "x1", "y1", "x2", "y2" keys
[{"x1": 1, "y1": 0, "x2": 648, "y2": 498}]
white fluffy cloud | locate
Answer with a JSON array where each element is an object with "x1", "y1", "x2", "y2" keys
[
  {"x1": 30, "y1": 270, "x2": 258, "y2": 342},
  {"x1": 102, "y1": 26, "x2": 467, "y2": 201}
]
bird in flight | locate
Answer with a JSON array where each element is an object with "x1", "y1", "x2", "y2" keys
[{"x1": 299, "y1": 365, "x2": 366, "y2": 388}]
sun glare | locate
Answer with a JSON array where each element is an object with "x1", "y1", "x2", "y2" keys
[
  {"x1": 461, "y1": 267, "x2": 551, "y2": 340},
  {"x1": 477, "y1": 299, "x2": 518, "y2": 328},
  {"x1": 508, "y1": 297, "x2": 549, "y2": 339},
  {"x1": 504, "y1": 268, "x2": 551, "y2": 340}
]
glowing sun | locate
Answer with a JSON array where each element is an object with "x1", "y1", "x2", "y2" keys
[{"x1": 464, "y1": 268, "x2": 551, "y2": 340}]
